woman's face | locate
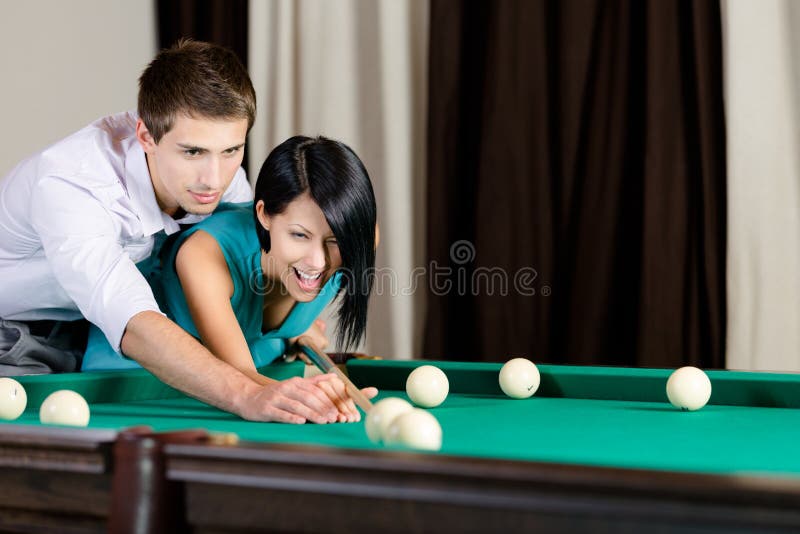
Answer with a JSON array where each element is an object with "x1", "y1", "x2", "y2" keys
[{"x1": 256, "y1": 193, "x2": 342, "y2": 302}]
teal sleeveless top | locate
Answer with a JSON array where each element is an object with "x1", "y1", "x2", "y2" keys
[{"x1": 81, "y1": 202, "x2": 342, "y2": 371}]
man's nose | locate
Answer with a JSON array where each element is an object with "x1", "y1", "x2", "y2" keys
[{"x1": 200, "y1": 157, "x2": 223, "y2": 189}]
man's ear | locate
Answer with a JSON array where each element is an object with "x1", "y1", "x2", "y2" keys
[
  {"x1": 135, "y1": 119, "x2": 157, "y2": 153},
  {"x1": 256, "y1": 200, "x2": 271, "y2": 231}
]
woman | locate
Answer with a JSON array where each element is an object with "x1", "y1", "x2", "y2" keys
[{"x1": 83, "y1": 136, "x2": 378, "y2": 423}]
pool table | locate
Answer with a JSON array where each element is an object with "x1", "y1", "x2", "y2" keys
[{"x1": 2, "y1": 359, "x2": 800, "y2": 533}]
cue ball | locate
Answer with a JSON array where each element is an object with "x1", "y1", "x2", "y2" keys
[
  {"x1": 384, "y1": 408, "x2": 442, "y2": 451},
  {"x1": 666, "y1": 366, "x2": 712, "y2": 411},
  {"x1": 406, "y1": 365, "x2": 449, "y2": 408},
  {"x1": 499, "y1": 358, "x2": 540, "y2": 399},
  {"x1": 39, "y1": 390, "x2": 91, "y2": 427},
  {"x1": 364, "y1": 397, "x2": 414, "y2": 443},
  {"x1": 0, "y1": 377, "x2": 27, "y2": 420}
]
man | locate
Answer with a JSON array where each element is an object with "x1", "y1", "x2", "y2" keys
[{"x1": 0, "y1": 40, "x2": 374, "y2": 423}]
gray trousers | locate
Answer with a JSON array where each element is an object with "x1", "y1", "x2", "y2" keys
[{"x1": 0, "y1": 319, "x2": 88, "y2": 375}]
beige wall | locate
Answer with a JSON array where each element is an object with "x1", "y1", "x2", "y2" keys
[
  {"x1": 722, "y1": 0, "x2": 800, "y2": 371},
  {"x1": 249, "y1": 0, "x2": 429, "y2": 358},
  {"x1": 0, "y1": 1, "x2": 156, "y2": 176}
]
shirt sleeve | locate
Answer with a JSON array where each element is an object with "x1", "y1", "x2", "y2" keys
[
  {"x1": 30, "y1": 177, "x2": 163, "y2": 351},
  {"x1": 221, "y1": 167, "x2": 254, "y2": 203}
]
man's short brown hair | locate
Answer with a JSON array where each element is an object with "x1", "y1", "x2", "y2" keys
[{"x1": 138, "y1": 39, "x2": 256, "y2": 142}]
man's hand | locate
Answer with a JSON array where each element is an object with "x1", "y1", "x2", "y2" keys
[
  {"x1": 242, "y1": 373, "x2": 343, "y2": 423},
  {"x1": 242, "y1": 373, "x2": 378, "y2": 424}
]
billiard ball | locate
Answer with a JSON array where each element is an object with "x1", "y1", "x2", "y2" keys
[
  {"x1": 406, "y1": 365, "x2": 449, "y2": 408},
  {"x1": 364, "y1": 397, "x2": 413, "y2": 443},
  {"x1": 39, "y1": 390, "x2": 91, "y2": 427},
  {"x1": 499, "y1": 358, "x2": 540, "y2": 399},
  {"x1": 0, "y1": 377, "x2": 27, "y2": 420},
  {"x1": 384, "y1": 408, "x2": 442, "y2": 451},
  {"x1": 666, "y1": 366, "x2": 712, "y2": 411}
]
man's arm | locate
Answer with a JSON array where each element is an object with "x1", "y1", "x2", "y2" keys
[{"x1": 121, "y1": 311, "x2": 351, "y2": 423}]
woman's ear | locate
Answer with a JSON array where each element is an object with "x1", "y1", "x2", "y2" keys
[
  {"x1": 374, "y1": 222, "x2": 380, "y2": 249},
  {"x1": 256, "y1": 200, "x2": 271, "y2": 231}
]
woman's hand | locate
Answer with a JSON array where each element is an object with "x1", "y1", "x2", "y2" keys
[
  {"x1": 290, "y1": 318, "x2": 329, "y2": 351},
  {"x1": 286, "y1": 319, "x2": 378, "y2": 422},
  {"x1": 314, "y1": 374, "x2": 379, "y2": 423}
]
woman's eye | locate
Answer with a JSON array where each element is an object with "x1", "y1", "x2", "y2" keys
[{"x1": 292, "y1": 232, "x2": 307, "y2": 239}]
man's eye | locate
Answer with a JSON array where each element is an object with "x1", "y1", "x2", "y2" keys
[
  {"x1": 224, "y1": 147, "x2": 241, "y2": 155},
  {"x1": 184, "y1": 149, "x2": 201, "y2": 156}
]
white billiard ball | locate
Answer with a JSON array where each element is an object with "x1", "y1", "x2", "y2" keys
[
  {"x1": 364, "y1": 397, "x2": 413, "y2": 443},
  {"x1": 499, "y1": 358, "x2": 540, "y2": 399},
  {"x1": 666, "y1": 366, "x2": 712, "y2": 411},
  {"x1": 0, "y1": 377, "x2": 27, "y2": 420},
  {"x1": 39, "y1": 390, "x2": 90, "y2": 427},
  {"x1": 384, "y1": 408, "x2": 442, "y2": 451},
  {"x1": 406, "y1": 365, "x2": 449, "y2": 408}
]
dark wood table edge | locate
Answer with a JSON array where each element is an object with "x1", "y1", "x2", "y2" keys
[{"x1": 162, "y1": 440, "x2": 800, "y2": 532}]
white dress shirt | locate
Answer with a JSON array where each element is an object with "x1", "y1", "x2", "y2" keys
[{"x1": 0, "y1": 111, "x2": 253, "y2": 349}]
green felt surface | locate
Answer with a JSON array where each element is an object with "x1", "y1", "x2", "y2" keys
[{"x1": 6, "y1": 360, "x2": 800, "y2": 477}]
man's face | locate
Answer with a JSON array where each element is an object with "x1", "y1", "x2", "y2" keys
[{"x1": 136, "y1": 114, "x2": 248, "y2": 217}]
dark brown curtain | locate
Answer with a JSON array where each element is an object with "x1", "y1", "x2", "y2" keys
[
  {"x1": 157, "y1": 0, "x2": 248, "y2": 64},
  {"x1": 156, "y1": 0, "x2": 250, "y2": 172},
  {"x1": 424, "y1": 0, "x2": 726, "y2": 368}
]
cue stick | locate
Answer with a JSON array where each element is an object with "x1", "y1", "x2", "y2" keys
[{"x1": 295, "y1": 335, "x2": 374, "y2": 413}]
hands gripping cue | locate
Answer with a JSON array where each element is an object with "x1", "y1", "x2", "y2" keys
[{"x1": 295, "y1": 336, "x2": 374, "y2": 413}]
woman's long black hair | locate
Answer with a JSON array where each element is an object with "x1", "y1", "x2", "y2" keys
[{"x1": 254, "y1": 136, "x2": 377, "y2": 350}]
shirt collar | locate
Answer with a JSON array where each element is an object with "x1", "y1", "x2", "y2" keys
[{"x1": 123, "y1": 137, "x2": 182, "y2": 236}]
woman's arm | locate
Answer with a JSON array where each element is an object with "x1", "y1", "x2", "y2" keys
[
  {"x1": 175, "y1": 230, "x2": 268, "y2": 383},
  {"x1": 174, "y1": 231, "x2": 372, "y2": 422}
]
